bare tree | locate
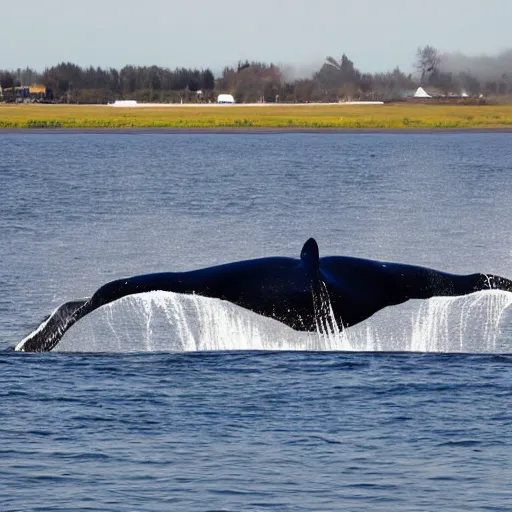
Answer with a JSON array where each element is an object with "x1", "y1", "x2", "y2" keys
[{"x1": 415, "y1": 45, "x2": 441, "y2": 81}]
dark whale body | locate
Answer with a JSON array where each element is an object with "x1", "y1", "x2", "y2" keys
[{"x1": 15, "y1": 238, "x2": 512, "y2": 352}]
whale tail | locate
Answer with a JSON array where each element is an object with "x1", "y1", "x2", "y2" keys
[
  {"x1": 13, "y1": 238, "x2": 512, "y2": 352},
  {"x1": 15, "y1": 299, "x2": 90, "y2": 352},
  {"x1": 482, "y1": 274, "x2": 512, "y2": 293},
  {"x1": 459, "y1": 273, "x2": 512, "y2": 295}
]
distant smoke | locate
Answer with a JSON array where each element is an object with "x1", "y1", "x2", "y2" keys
[
  {"x1": 439, "y1": 49, "x2": 512, "y2": 81},
  {"x1": 278, "y1": 59, "x2": 324, "y2": 82}
]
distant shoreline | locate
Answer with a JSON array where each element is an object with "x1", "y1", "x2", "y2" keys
[
  {"x1": 1, "y1": 103, "x2": 512, "y2": 130},
  {"x1": 2, "y1": 128, "x2": 512, "y2": 134}
]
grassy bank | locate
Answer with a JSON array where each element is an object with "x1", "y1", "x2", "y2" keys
[{"x1": 1, "y1": 103, "x2": 512, "y2": 129}]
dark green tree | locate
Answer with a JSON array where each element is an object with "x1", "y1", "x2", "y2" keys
[
  {"x1": 0, "y1": 71, "x2": 15, "y2": 88},
  {"x1": 201, "y1": 69, "x2": 215, "y2": 90}
]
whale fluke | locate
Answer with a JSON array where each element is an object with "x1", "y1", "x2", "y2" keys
[
  {"x1": 14, "y1": 238, "x2": 512, "y2": 352},
  {"x1": 16, "y1": 299, "x2": 89, "y2": 353}
]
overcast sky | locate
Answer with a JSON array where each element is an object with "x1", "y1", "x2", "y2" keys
[{"x1": 2, "y1": 0, "x2": 510, "y2": 74}]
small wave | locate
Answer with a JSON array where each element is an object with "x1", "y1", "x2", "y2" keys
[{"x1": 437, "y1": 439, "x2": 482, "y2": 447}]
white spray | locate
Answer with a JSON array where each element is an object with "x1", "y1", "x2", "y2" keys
[{"x1": 55, "y1": 289, "x2": 512, "y2": 354}]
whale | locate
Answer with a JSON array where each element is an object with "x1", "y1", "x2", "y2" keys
[{"x1": 15, "y1": 238, "x2": 512, "y2": 352}]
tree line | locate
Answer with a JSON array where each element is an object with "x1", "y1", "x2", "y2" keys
[{"x1": 1, "y1": 46, "x2": 511, "y2": 104}]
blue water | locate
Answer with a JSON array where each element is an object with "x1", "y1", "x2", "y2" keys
[{"x1": 1, "y1": 132, "x2": 512, "y2": 510}]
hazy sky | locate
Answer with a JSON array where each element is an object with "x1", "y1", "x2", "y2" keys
[{"x1": 2, "y1": 0, "x2": 510, "y2": 74}]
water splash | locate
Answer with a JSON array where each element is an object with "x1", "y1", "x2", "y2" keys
[
  {"x1": 345, "y1": 290, "x2": 512, "y2": 353},
  {"x1": 409, "y1": 290, "x2": 512, "y2": 352},
  {"x1": 55, "y1": 290, "x2": 512, "y2": 353},
  {"x1": 312, "y1": 281, "x2": 350, "y2": 351}
]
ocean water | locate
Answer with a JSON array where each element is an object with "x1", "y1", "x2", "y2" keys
[{"x1": 1, "y1": 131, "x2": 512, "y2": 511}]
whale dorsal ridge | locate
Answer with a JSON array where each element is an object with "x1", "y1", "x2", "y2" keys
[{"x1": 300, "y1": 238, "x2": 320, "y2": 278}]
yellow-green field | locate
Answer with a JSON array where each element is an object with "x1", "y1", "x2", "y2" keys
[{"x1": 1, "y1": 103, "x2": 512, "y2": 129}]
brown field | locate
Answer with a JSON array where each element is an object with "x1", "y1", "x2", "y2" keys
[{"x1": 1, "y1": 103, "x2": 512, "y2": 129}]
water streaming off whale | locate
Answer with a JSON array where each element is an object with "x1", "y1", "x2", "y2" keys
[{"x1": 55, "y1": 289, "x2": 512, "y2": 353}]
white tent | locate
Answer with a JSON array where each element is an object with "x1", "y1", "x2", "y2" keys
[{"x1": 414, "y1": 87, "x2": 431, "y2": 98}]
